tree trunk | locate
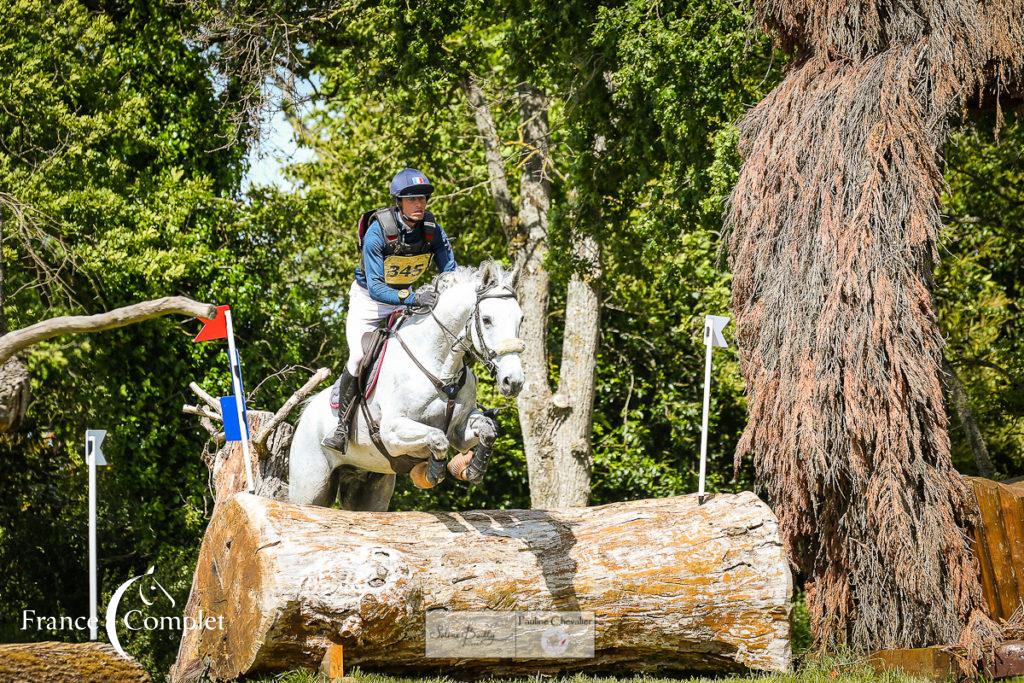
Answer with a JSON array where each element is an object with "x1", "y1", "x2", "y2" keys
[
  {"x1": 0, "y1": 356, "x2": 29, "y2": 433},
  {"x1": 944, "y1": 359, "x2": 996, "y2": 478},
  {"x1": 0, "y1": 641, "x2": 150, "y2": 682},
  {"x1": 170, "y1": 491, "x2": 792, "y2": 682},
  {"x1": 466, "y1": 78, "x2": 602, "y2": 508}
]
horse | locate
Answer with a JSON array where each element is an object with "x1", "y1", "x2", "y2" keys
[{"x1": 288, "y1": 260, "x2": 525, "y2": 511}]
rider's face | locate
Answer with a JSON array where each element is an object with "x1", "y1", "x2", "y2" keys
[{"x1": 399, "y1": 195, "x2": 428, "y2": 222}]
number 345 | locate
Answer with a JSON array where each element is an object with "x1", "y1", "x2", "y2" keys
[{"x1": 387, "y1": 264, "x2": 424, "y2": 277}]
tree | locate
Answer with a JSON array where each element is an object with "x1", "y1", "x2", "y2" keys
[{"x1": 724, "y1": 0, "x2": 1021, "y2": 668}]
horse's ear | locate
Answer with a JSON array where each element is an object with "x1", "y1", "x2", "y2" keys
[
  {"x1": 509, "y1": 259, "x2": 522, "y2": 288},
  {"x1": 478, "y1": 260, "x2": 498, "y2": 290}
]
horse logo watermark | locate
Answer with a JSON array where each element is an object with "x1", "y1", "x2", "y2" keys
[{"x1": 22, "y1": 565, "x2": 223, "y2": 659}]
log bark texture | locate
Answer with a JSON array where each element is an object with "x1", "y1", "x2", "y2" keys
[
  {"x1": 0, "y1": 641, "x2": 151, "y2": 682},
  {"x1": 170, "y1": 491, "x2": 791, "y2": 681},
  {"x1": 0, "y1": 356, "x2": 29, "y2": 432}
]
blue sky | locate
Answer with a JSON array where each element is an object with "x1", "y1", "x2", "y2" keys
[{"x1": 241, "y1": 79, "x2": 318, "y2": 192}]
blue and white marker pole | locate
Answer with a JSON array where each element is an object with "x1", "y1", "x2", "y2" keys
[
  {"x1": 699, "y1": 315, "x2": 730, "y2": 505},
  {"x1": 85, "y1": 429, "x2": 107, "y2": 640},
  {"x1": 223, "y1": 309, "x2": 255, "y2": 494}
]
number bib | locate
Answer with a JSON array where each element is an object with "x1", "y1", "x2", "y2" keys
[{"x1": 383, "y1": 253, "x2": 432, "y2": 285}]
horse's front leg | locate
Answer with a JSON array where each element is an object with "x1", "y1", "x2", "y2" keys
[
  {"x1": 379, "y1": 415, "x2": 450, "y2": 489},
  {"x1": 450, "y1": 410, "x2": 498, "y2": 452},
  {"x1": 448, "y1": 411, "x2": 499, "y2": 483}
]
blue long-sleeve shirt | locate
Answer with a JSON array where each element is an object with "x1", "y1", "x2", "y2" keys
[{"x1": 355, "y1": 215, "x2": 457, "y2": 305}]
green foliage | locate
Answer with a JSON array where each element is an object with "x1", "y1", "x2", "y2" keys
[
  {"x1": 1, "y1": 0, "x2": 1022, "y2": 680},
  {"x1": 938, "y1": 113, "x2": 1024, "y2": 478},
  {"x1": 0, "y1": 1, "x2": 343, "y2": 676}
]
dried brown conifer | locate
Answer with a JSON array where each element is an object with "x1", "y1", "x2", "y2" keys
[{"x1": 726, "y1": 0, "x2": 1023, "y2": 673}]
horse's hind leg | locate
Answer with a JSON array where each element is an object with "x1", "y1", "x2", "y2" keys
[
  {"x1": 288, "y1": 448, "x2": 336, "y2": 507},
  {"x1": 335, "y1": 466, "x2": 396, "y2": 511},
  {"x1": 351, "y1": 472, "x2": 396, "y2": 511}
]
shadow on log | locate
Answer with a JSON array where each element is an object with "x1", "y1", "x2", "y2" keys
[{"x1": 170, "y1": 492, "x2": 792, "y2": 681}]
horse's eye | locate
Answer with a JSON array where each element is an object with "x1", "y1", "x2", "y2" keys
[{"x1": 482, "y1": 316, "x2": 493, "y2": 326}]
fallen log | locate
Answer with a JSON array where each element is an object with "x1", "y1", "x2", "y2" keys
[
  {"x1": 170, "y1": 491, "x2": 792, "y2": 681},
  {"x1": 0, "y1": 641, "x2": 150, "y2": 682}
]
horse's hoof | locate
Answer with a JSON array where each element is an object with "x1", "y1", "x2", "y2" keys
[
  {"x1": 463, "y1": 445, "x2": 492, "y2": 484},
  {"x1": 447, "y1": 452, "x2": 474, "y2": 481},
  {"x1": 426, "y1": 456, "x2": 447, "y2": 486},
  {"x1": 409, "y1": 462, "x2": 435, "y2": 489}
]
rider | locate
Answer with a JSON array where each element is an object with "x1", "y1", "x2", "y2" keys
[{"x1": 322, "y1": 167, "x2": 458, "y2": 453}]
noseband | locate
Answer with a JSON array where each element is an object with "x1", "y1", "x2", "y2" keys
[{"x1": 463, "y1": 284, "x2": 525, "y2": 374}]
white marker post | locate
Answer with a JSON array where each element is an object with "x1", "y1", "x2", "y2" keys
[
  {"x1": 699, "y1": 315, "x2": 730, "y2": 505},
  {"x1": 224, "y1": 309, "x2": 255, "y2": 493},
  {"x1": 85, "y1": 429, "x2": 107, "y2": 640}
]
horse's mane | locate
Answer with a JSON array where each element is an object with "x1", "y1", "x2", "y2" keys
[{"x1": 427, "y1": 260, "x2": 514, "y2": 293}]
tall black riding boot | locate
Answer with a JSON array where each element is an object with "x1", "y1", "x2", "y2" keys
[{"x1": 322, "y1": 369, "x2": 359, "y2": 453}]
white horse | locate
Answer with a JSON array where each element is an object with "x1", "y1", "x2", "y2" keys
[{"x1": 288, "y1": 261, "x2": 525, "y2": 510}]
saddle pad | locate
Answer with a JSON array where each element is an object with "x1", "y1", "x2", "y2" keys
[{"x1": 330, "y1": 349, "x2": 388, "y2": 408}]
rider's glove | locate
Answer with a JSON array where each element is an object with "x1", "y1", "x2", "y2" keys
[{"x1": 409, "y1": 289, "x2": 438, "y2": 313}]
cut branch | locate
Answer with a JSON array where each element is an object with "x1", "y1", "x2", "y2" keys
[
  {"x1": 183, "y1": 404, "x2": 222, "y2": 422},
  {"x1": 189, "y1": 382, "x2": 222, "y2": 415},
  {"x1": 253, "y1": 367, "x2": 331, "y2": 451},
  {"x1": 0, "y1": 296, "x2": 218, "y2": 365}
]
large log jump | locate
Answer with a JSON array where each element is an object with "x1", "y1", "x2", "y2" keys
[{"x1": 170, "y1": 491, "x2": 792, "y2": 681}]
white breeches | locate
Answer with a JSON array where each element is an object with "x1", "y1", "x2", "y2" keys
[{"x1": 345, "y1": 281, "x2": 405, "y2": 375}]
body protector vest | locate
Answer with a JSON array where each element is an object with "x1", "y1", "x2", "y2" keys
[{"x1": 357, "y1": 207, "x2": 437, "y2": 287}]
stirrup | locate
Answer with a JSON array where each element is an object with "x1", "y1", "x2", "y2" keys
[{"x1": 321, "y1": 426, "x2": 350, "y2": 455}]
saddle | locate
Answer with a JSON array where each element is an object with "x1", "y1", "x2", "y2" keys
[{"x1": 330, "y1": 310, "x2": 405, "y2": 410}]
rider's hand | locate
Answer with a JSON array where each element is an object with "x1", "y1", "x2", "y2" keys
[{"x1": 409, "y1": 289, "x2": 438, "y2": 312}]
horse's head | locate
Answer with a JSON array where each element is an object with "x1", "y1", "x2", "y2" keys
[
  {"x1": 471, "y1": 261, "x2": 525, "y2": 397},
  {"x1": 428, "y1": 261, "x2": 525, "y2": 396}
]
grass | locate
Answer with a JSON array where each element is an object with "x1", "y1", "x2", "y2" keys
[{"x1": 243, "y1": 652, "x2": 1024, "y2": 683}]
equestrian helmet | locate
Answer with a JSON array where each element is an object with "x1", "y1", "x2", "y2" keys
[{"x1": 390, "y1": 167, "x2": 434, "y2": 198}]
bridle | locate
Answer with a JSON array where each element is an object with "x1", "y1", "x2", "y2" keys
[
  {"x1": 454, "y1": 284, "x2": 525, "y2": 375},
  {"x1": 388, "y1": 281, "x2": 522, "y2": 426}
]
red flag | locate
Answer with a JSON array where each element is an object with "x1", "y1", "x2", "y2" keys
[{"x1": 194, "y1": 305, "x2": 230, "y2": 342}]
